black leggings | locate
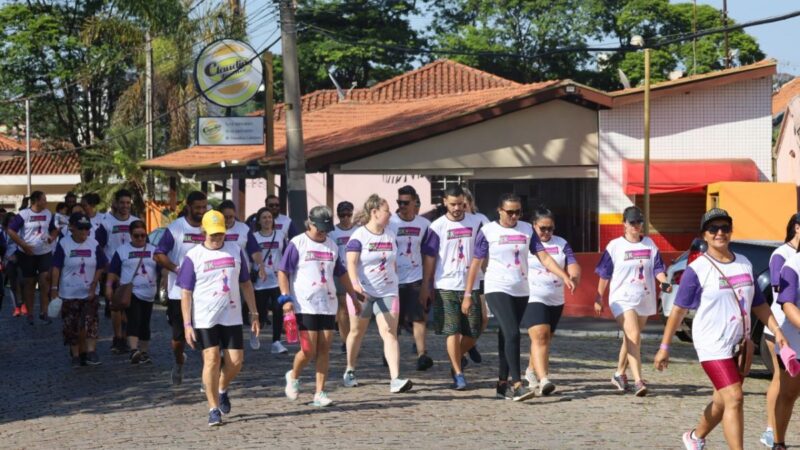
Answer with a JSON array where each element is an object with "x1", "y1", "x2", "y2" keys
[
  {"x1": 126, "y1": 296, "x2": 154, "y2": 341},
  {"x1": 486, "y1": 292, "x2": 528, "y2": 383},
  {"x1": 248, "y1": 288, "x2": 283, "y2": 342}
]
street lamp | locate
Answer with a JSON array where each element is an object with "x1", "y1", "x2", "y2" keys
[{"x1": 631, "y1": 35, "x2": 651, "y2": 235}]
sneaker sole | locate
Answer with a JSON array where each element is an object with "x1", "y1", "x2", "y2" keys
[
  {"x1": 540, "y1": 383, "x2": 556, "y2": 396},
  {"x1": 208, "y1": 421, "x2": 222, "y2": 427},
  {"x1": 513, "y1": 389, "x2": 537, "y2": 402},
  {"x1": 635, "y1": 387, "x2": 648, "y2": 397},
  {"x1": 391, "y1": 380, "x2": 413, "y2": 393}
]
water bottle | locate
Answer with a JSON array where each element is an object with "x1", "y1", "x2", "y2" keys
[{"x1": 283, "y1": 312, "x2": 299, "y2": 344}]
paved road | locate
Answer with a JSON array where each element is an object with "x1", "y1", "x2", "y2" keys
[{"x1": 0, "y1": 300, "x2": 788, "y2": 449}]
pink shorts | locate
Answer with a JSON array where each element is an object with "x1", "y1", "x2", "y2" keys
[{"x1": 701, "y1": 358, "x2": 742, "y2": 390}]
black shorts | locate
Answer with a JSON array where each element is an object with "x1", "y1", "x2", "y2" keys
[
  {"x1": 166, "y1": 300, "x2": 185, "y2": 342},
  {"x1": 296, "y1": 313, "x2": 336, "y2": 332},
  {"x1": 520, "y1": 302, "x2": 564, "y2": 332},
  {"x1": 16, "y1": 252, "x2": 51, "y2": 278},
  {"x1": 399, "y1": 281, "x2": 426, "y2": 323},
  {"x1": 195, "y1": 324, "x2": 244, "y2": 350}
]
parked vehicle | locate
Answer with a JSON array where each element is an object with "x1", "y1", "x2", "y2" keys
[{"x1": 659, "y1": 239, "x2": 782, "y2": 373}]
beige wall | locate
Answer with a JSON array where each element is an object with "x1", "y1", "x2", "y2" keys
[
  {"x1": 340, "y1": 100, "x2": 598, "y2": 176},
  {"x1": 776, "y1": 98, "x2": 800, "y2": 186}
]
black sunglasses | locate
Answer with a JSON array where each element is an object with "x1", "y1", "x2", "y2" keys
[
  {"x1": 627, "y1": 220, "x2": 644, "y2": 225},
  {"x1": 705, "y1": 224, "x2": 732, "y2": 234},
  {"x1": 538, "y1": 226, "x2": 554, "y2": 232},
  {"x1": 501, "y1": 209, "x2": 522, "y2": 217},
  {"x1": 397, "y1": 200, "x2": 411, "y2": 206}
]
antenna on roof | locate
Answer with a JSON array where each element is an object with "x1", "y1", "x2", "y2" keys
[
  {"x1": 618, "y1": 68, "x2": 632, "y2": 89},
  {"x1": 327, "y1": 66, "x2": 346, "y2": 101}
]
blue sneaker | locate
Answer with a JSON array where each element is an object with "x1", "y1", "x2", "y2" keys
[
  {"x1": 208, "y1": 408, "x2": 222, "y2": 426},
  {"x1": 218, "y1": 391, "x2": 231, "y2": 415},
  {"x1": 760, "y1": 429, "x2": 774, "y2": 448},
  {"x1": 453, "y1": 373, "x2": 467, "y2": 390}
]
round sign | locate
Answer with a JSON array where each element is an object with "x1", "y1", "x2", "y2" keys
[{"x1": 194, "y1": 39, "x2": 263, "y2": 107}]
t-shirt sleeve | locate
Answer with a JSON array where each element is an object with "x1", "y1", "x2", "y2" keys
[
  {"x1": 473, "y1": 230, "x2": 489, "y2": 259},
  {"x1": 245, "y1": 232, "x2": 260, "y2": 255},
  {"x1": 176, "y1": 256, "x2": 196, "y2": 290},
  {"x1": 346, "y1": 238, "x2": 363, "y2": 253},
  {"x1": 563, "y1": 242, "x2": 577, "y2": 265},
  {"x1": 52, "y1": 242, "x2": 65, "y2": 269},
  {"x1": 155, "y1": 229, "x2": 175, "y2": 255},
  {"x1": 108, "y1": 252, "x2": 122, "y2": 276},
  {"x1": 673, "y1": 266, "x2": 703, "y2": 310},
  {"x1": 770, "y1": 254, "x2": 787, "y2": 289},
  {"x1": 48, "y1": 215, "x2": 57, "y2": 233},
  {"x1": 652, "y1": 250, "x2": 666, "y2": 277},
  {"x1": 278, "y1": 242, "x2": 300, "y2": 273},
  {"x1": 8, "y1": 214, "x2": 23, "y2": 233},
  {"x1": 239, "y1": 249, "x2": 250, "y2": 282},
  {"x1": 421, "y1": 229, "x2": 440, "y2": 257},
  {"x1": 595, "y1": 250, "x2": 614, "y2": 280},
  {"x1": 778, "y1": 266, "x2": 799, "y2": 305},
  {"x1": 95, "y1": 226, "x2": 108, "y2": 248},
  {"x1": 752, "y1": 282, "x2": 766, "y2": 307},
  {"x1": 528, "y1": 231, "x2": 545, "y2": 254},
  {"x1": 334, "y1": 258, "x2": 347, "y2": 277},
  {"x1": 96, "y1": 245, "x2": 108, "y2": 269}
]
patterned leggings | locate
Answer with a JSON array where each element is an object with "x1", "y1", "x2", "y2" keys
[{"x1": 61, "y1": 298, "x2": 99, "y2": 346}]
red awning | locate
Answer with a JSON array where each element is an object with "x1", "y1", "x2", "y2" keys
[{"x1": 622, "y1": 159, "x2": 760, "y2": 195}]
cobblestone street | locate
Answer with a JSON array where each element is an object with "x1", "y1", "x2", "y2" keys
[{"x1": 0, "y1": 301, "x2": 787, "y2": 449}]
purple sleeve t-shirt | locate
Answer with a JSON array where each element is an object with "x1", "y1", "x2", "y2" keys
[
  {"x1": 653, "y1": 251, "x2": 666, "y2": 278},
  {"x1": 155, "y1": 229, "x2": 175, "y2": 255},
  {"x1": 771, "y1": 255, "x2": 787, "y2": 289},
  {"x1": 245, "y1": 232, "x2": 260, "y2": 255},
  {"x1": 108, "y1": 252, "x2": 122, "y2": 276},
  {"x1": 473, "y1": 230, "x2": 489, "y2": 259},
  {"x1": 673, "y1": 266, "x2": 703, "y2": 310},
  {"x1": 420, "y1": 229, "x2": 440, "y2": 257},
  {"x1": 176, "y1": 257, "x2": 196, "y2": 290},
  {"x1": 278, "y1": 242, "x2": 300, "y2": 273},
  {"x1": 778, "y1": 265, "x2": 799, "y2": 305},
  {"x1": 595, "y1": 250, "x2": 614, "y2": 280},
  {"x1": 563, "y1": 242, "x2": 578, "y2": 266}
]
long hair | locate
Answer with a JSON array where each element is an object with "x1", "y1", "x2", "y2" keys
[
  {"x1": 254, "y1": 207, "x2": 273, "y2": 232},
  {"x1": 354, "y1": 194, "x2": 386, "y2": 226},
  {"x1": 785, "y1": 213, "x2": 800, "y2": 244}
]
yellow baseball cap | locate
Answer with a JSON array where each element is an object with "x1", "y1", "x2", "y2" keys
[{"x1": 202, "y1": 210, "x2": 227, "y2": 235}]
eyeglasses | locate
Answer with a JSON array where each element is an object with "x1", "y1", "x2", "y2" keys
[
  {"x1": 627, "y1": 220, "x2": 644, "y2": 226},
  {"x1": 131, "y1": 233, "x2": 147, "y2": 239},
  {"x1": 705, "y1": 224, "x2": 732, "y2": 234},
  {"x1": 538, "y1": 226, "x2": 554, "y2": 233},
  {"x1": 397, "y1": 200, "x2": 410, "y2": 206},
  {"x1": 501, "y1": 209, "x2": 522, "y2": 217},
  {"x1": 266, "y1": 203, "x2": 280, "y2": 208}
]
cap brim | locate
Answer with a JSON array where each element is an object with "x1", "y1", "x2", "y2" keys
[
  {"x1": 204, "y1": 226, "x2": 226, "y2": 235},
  {"x1": 312, "y1": 220, "x2": 334, "y2": 232},
  {"x1": 701, "y1": 215, "x2": 732, "y2": 230}
]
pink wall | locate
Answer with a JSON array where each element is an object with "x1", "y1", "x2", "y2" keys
[
  {"x1": 776, "y1": 98, "x2": 800, "y2": 186},
  {"x1": 244, "y1": 174, "x2": 433, "y2": 218}
]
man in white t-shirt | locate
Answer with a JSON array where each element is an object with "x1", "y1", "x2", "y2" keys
[
  {"x1": 388, "y1": 186, "x2": 433, "y2": 371},
  {"x1": 248, "y1": 195, "x2": 299, "y2": 240},
  {"x1": 103, "y1": 189, "x2": 141, "y2": 354},
  {"x1": 154, "y1": 191, "x2": 208, "y2": 386},
  {"x1": 420, "y1": 185, "x2": 484, "y2": 390}
]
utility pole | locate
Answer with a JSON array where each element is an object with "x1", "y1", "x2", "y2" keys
[
  {"x1": 25, "y1": 99, "x2": 31, "y2": 197},
  {"x1": 263, "y1": 52, "x2": 275, "y2": 195},
  {"x1": 278, "y1": 0, "x2": 308, "y2": 225},
  {"x1": 723, "y1": 0, "x2": 730, "y2": 69},
  {"x1": 145, "y1": 29, "x2": 154, "y2": 198},
  {"x1": 643, "y1": 48, "x2": 651, "y2": 235}
]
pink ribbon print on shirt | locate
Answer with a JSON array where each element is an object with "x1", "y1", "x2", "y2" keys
[
  {"x1": 70, "y1": 249, "x2": 93, "y2": 285},
  {"x1": 368, "y1": 241, "x2": 394, "y2": 283},
  {"x1": 30, "y1": 214, "x2": 47, "y2": 242},
  {"x1": 113, "y1": 225, "x2": 130, "y2": 246},
  {"x1": 129, "y1": 250, "x2": 154, "y2": 285},
  {"x1": 499, "y1": 234, "x2": 528, "y2": 278},
  {"x1": 624, "y1": 249, "x2": 652, "y2": 293},
  {"x1": 396, "y1": 227, "x2": 421, "y2": 268},
  {"x1": 305, "y1": 250, "x2": 335, "y2": 297},
  {"x1": 447, "y1": 227, "x2": 473, "y2": 270},
  {"x1": 719, "y1": 272, "x2": 754, "y2": 332},
  {"x1": 203, "y1": 256, "x2": 236, "y2": 302}
]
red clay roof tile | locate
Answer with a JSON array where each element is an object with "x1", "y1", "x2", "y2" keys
[{"x1": 0, "y1": 151, "x2": 79, "y2": 175}]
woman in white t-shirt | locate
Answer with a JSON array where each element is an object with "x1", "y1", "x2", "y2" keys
[
  {"x1": 246, "y1": 207, "x2": 287, "y2": 354},
  {"x1": 343, "y1": 195, "x2": 412, "y2": 394},
  {"x1": 279, "y1": 206, "x2": 359, "y2": 407},
  {"x1": 176, "y1": 210, "x2": 260, "y2": 426},
  {"x1": 522, "y1": 206, "x2": 581, "y2": 396},
  {"x1": 464, "y1": 194, "x2": 574, "y2": 401},
  {"x1": 655, "y1": 208, "x2": 787, "y2": 450},
  {"x1": 106, "y1": 220, "x2": 158, "y2": 364},
  {"x1": 594, "y1": 206, "x2": 669, "y2": 397}
]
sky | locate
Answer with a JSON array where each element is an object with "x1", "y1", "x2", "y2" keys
[{"x1": 245, "y1": 0, "x2": 800, "y2": 75}]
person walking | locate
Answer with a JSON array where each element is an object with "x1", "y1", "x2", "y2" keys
[
  {"x1": 595, "y1": 206, "x2": 669, "y2": 396},
  {"x1": 280, "y1": 206, "x2": 359, "y2": 407},
  {"x1": 154, "y1": 191, "x2": 208, "y2": 385},
  {"x1": 464, "y1": 195, "x2": 574, "y2": 400},
  {"x1": 329, "y1": 201, "x2": 356, "y2": 353},
  {"x1": 177, "y1": 210, "x2": 260, "y2": 426},
  {"x1": 52, "y1": 213, "x2": 107, "y2": 367},
  {"x1": 248, "y1": 195, "x2": 299, "y2": 240},
  {"x1": 523, "y1": 205, "x2": 581, "y2": 395},
  {"x1": 388, "y1": 186, "x2": 433, "y2": 371},
  {"x1": 106, "y1": 220, "x2": 157, "y2": 364},
  {"x1": 655, "y1": 208, "x2": 788, "y2": 450},
  {"x1": 343, "y1": 194, "x2": 413, "y2": 393}
]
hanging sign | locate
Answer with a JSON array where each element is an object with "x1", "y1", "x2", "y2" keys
[
  {"x1": 194, "y1": 39, "x2": 263, "y2": 107},
  {"x1": 197, "y1": 117, "x2": 264, "y2": 146}
]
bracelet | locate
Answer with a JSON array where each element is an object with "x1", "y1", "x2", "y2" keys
[
  {"x1": 183, "y1": 322, "x2": 192, "y2": 328},
  {"x1": 50, "y1": 287, "x2": 58, "y2": 291},
  {"x1": 463, "y1": 292, "x2": 472, "y2": 298},
  {"x1": 277, "y1": 294, "x2": 293, "y2": 305},
  {"x1": 659, "y1": 343, "x2": 670, "y2": 351},
  {"x1": 249, "y1": 312, "x2": 259, "y2": 316}
]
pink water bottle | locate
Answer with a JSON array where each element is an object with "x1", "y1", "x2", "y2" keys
[{"x1": 283, "y1": 312, "x2": 299, "y2": 344}]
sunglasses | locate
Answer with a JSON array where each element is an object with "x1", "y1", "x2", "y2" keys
[
  {"x1": 131, "y1": 233, "x2": 147, "y2": 239},
  {"x1": 705, "y1": 224, "x2": 732, "y2": 234},
  {"x1": 627, "y1": 220, "x2": 644, "y2": 225},
  {"x1": 501, "y1": 209, "x2": 522, "y2": 217},
  {"x1": 538, "y1": 226, "x2": 554, "y2": 232},
  {"x1": 397, "y1": 200, "x2": 411, "y2": 206},
  {"x1": 266, "y1": 203, "x2": 280, "y2": 208}
]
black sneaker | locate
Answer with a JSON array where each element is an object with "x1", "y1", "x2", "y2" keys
[
  {"x1": 468, "y1": 346, "x2": 482, "y2": 363},
  {"x1": 85, "y1": 351, "x2": 101, "y2": 366},
  {"x1": 495, "y1": 382, "x2": 511, "y2": 400},
  {"x1": 139, "y1": 352, "x2": 152, "y2": 364},
  {"x1": 511, "y1": 384, "x2": 536, "y2": 402},
  {"x1": 130, "y1": 350, "x2": 142, "y2": 365},
  {"x1": 218, "y1": 391, "x2": 231, "y2": 415},
  {"x1": 416, "y1": 353, "x2": 433, "y2": 371},
  {"x1": 208, "y1": 408, "x2": 222, "y2": 426}
]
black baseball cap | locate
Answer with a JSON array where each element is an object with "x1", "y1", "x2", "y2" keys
[
  {"x1": 622, "y1": 206, "x2": 644, "y2": 223},
  {"x1": 700, "y1": 208, "x2": 732, "y2": 231},
  {"x1": 309, "y1": 206, "x2": 335, "y2": 232},
  {"x1": 336, "y1": 201, "x2": 354, "y2": 215},
  {"x1": 69, "y1": 213, "x2": 92, "y2": 230}
]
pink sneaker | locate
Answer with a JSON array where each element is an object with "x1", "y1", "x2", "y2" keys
[{"x1": 682, "y1": 430, "x2": 705, "y2": 450}]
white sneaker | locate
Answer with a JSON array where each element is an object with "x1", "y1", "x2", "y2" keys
[
  {"x1": 271, "y1": 341, "x2": 288, "y2": 354},
  {"x1": 284, "y1": 370, "x2": 299, "y2": 400},
  {"x1": 525, "y1": 367, "x2": 537, "y2": 388},
  {"x1": 313, "y1": 391, "x2": 333, "y2": 407},
  {"x1": 343, "y1": 369, "x2": 359, "y2": 387},
  {"x1": 539, "y1": 378, "x2": 556, "y2": 396},
  {"x1": 249, "y1": 333, "x2": 261, "y2": 350},
  {"x1": 390, "y1": 378, "x2": 413, "y2": 393}
]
